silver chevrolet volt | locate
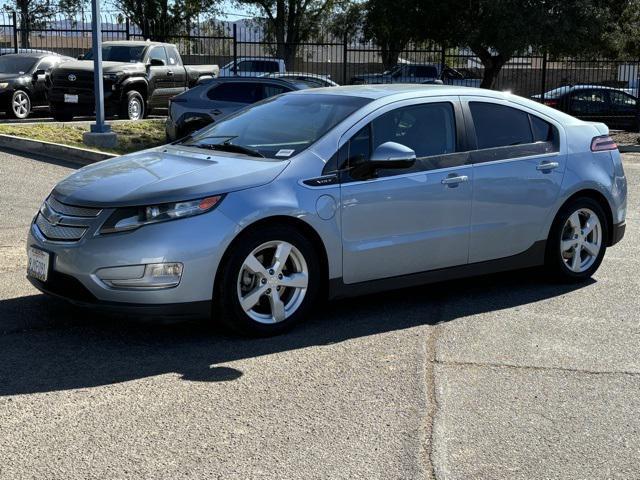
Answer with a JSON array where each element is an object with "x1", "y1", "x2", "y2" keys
[{"x1": 27, "y1": 85, "x2": 627, "y2": 336}]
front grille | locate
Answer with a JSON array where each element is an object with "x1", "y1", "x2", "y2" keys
[
  {"x1": 52, "y1": 70, "x2": 94, "y2": 90},
  {"x1": 34, "y1": 196, "x2": 102, "y2": 242}
]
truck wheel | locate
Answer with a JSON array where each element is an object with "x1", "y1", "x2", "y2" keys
[
  {"x1": 9, "y1": 90, "x2": 31, "y2": 119},
  {"x1": 50, "y1": 103, "x2": 74, "y2": 122},
  {"x1": 120, "y1": 91, "x2": 144, "y2": 121}
]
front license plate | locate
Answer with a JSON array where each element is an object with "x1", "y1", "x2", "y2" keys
[
  {"x1": 64, "y1": 94, "x2": 78, "y2": 104},
  {"x1": 27, "y1": 247, "x2": 50, "y2": 282}
]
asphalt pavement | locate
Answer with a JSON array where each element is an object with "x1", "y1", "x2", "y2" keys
[{"x1": 0, "y1": 148, "x2": 639, "y2": 479}]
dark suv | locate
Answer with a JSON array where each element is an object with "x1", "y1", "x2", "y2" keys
[{"x1": 165, "y1": 77, "x2": 310, "y2": 141}]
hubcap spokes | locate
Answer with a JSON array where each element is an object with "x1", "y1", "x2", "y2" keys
[
  {"x1": 13, "y1": 93, "x2": 29, "y2": 117},
  {"x1": 237, "y1": 241, "x2": 308, "y2": 324},
  {"x1": 561, "y1": 208, "x2": 602, "y2": 273},
  {"x1": 129, "y1": 100, "x2": 141, "y2": 120}
]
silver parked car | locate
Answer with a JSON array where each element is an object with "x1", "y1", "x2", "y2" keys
[{"x1": 27, "y1": 85, "x2": 627, "y2": 336}]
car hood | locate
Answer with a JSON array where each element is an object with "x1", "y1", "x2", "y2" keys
[
  {"x1": 53, "y1": 60, "x2": 146, "y2": 74},
  {"x1": 52, "y1": 146, "x2": 289, "y2": 208}
]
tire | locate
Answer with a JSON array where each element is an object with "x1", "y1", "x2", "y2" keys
[
  {"x1": 119, "y1": 90, "x2": 145, "y2": 121},
  {"x1": 545, "y1": 197, "x2": 608, "y2": 282},
  {"x1": 9, "y1": 90, "x2": 31, "y2": 119},
  {"x1": 50, "y1": 104, "x2": 74, "y2": 122},
  {"x1": 215, "y1": 225, "x2": 321, "y2": 336}
]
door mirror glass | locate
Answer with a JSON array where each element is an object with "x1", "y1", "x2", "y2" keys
[
  {"x1": 32, "y1": 69, "x2": 46, "y2": 81},
  {"x1": 149, "y1": 58, "x2": 165, "y2": 67},
  {"x1": 370, "y1": 141, "x2": 416, "y2": 169}
]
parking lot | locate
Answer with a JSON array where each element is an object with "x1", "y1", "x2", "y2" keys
[{"x1": 1, "y1": 148, "x2": 639, "y2": 479}]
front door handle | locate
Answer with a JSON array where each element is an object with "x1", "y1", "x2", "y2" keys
[
  {"x1": 537, "y1": 161, "x2": 560, "y2": 171},
  {"x1": 167, "y1": 70, "x2": 174, "y2": 76},
  {"x1": 441, "y1": 174, "x2": 469, "y2": 186}
]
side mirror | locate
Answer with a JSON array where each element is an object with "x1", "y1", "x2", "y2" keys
[
  {"x1": 149, "y1": 58, "x2": 165, "y2": 67},
  {"x1": 77, "y1": 54, "x2": 84, "y2": 60},
  {"x1": 369, "y1": 142, "x2": 416, "y2": 169},
  {"x1": 32, "y1": 69, "x2": 46, "y2": 81}
]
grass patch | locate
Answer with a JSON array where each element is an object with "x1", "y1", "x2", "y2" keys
[{"x1": 0, "y1": 120, "x2": 167, "y2": 155}]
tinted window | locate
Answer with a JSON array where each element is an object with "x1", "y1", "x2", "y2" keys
[
  {"x1": 148, "y1": 47, "x2": 168, "y2": 66},
  {"x1": 372, "y1": 103, "x2": 456, "y2": 157},
  {"x1": 470, "y1": 102, "x2": 533, "y2": 149},
  {"x1": 256, "y1": 60, "x2": 279, "y2": 73},
  {"x1": 84, "y1": 45, "x2": 146, "y2": 62},
  {"x1": 414, "y1": 65, "x2": 438, "y2": 77},
  {"x1": 263, "y1": 84, "x2": 291, "y2": 98},
  {"x1": 237, "y1": 60, "x2": 255, "y2": 72},
  {"x1": 530, "y1": 115, "x2": 555, "y2": 142},
  {"x1": 0, "y1": 55, "x2": 37, "y2": 73},
  {"x1": 207, "y1": 82, "x2": 263, "y2": 103},
  {"x1": 165, "y1": 46, "x2": 181, "y2": 66},
  {"x1": 609, "y1": 91, "x2": 637, "y2": 109},
  {"x1": 186, "y1": 94, "x2": 371, "y2": 158},
  {"x1": 570, "y1": 89, "x2": 608, "y2": 114},
  {"x1": 36, "y1": 57, "x2": 56, "y2": 71}
]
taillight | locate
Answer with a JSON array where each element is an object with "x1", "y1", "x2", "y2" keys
[
  {"x1": 591, "y1": 135, "x2": 617, "y2": 152},
  {"x1": 543, "y1": 99, "x2": 558, "y2": 107}
]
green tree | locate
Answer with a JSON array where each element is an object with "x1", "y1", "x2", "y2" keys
[
  {"x1": 237, "y1": 0, "x2": 338, "y2": 68},
  {"x1": 4, "y1": 0, "x2": 58, "y2": 47},
  {"x1": 362, "y1": 0, "x2": 421, "y2": 70},
  {"x1": 420, "y1": 0, "x2": 627, "y2": 89}
]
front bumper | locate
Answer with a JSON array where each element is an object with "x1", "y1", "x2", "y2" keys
[{"x1": 27, "y1": 205, "x2": 239, "y2": 315}]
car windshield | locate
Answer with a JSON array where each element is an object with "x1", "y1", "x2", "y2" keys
[
  {"x1": 0, "y1": 56, "x2": 37, "y2": 74},
  {"x1": 183, "y1": 93, "x2": 372, "y2": 158},
  {"x1": 84, "y1": 45, "x2": 146, "y2": 62}
]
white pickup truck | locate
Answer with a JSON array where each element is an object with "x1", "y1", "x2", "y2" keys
[{"x1": 219, "y1": 57, "x2": 286, "y2": 77}]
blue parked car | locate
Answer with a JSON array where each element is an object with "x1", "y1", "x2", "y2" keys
[{"x1": 27, "y1": 85, "x2": 627, "y2": 336}]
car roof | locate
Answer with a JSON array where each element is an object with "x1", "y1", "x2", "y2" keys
[
  {"x1": 289, "y1": 84, "x2": 507, "y2": 100},
  {"x1": 102, "y1": 40, "x2": 165, "y2": 47},
  {"x1": 210, "y1": 77, "x2": 303, "y2": 87},
  {"x1": 0, "y1": 52, "x2": 58, "y2": 58}
]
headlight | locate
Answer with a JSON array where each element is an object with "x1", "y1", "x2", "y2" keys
[
  {"x1": 100, "y1": 195, "x2": 224, "y2": 234},
  {"x1": 103, "y1": 73, "x2": 120, "y2": 82},
  {"x1": 0, "y1": 82, "x2": 9, "y2": 89}
]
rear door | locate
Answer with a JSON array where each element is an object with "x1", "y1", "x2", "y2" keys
[
  {"x1": 340, "y1": 97, "x2": 473, "y2": 284},
  {"x1": 464, "y1": 98, "x2": 566, "y2": 263},
  {"x1": 147, "y1": 46, "x2": 171, "y2": 108},
  {"x1": 165, "y1": 45, "x2": 187, "y2": 96},
  {"x1": 568, "y1": 88, "x2": 610, "y2": 124}
]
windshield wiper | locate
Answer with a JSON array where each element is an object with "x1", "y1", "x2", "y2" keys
[{"x1": 191, "y1": 142, "x2": 264, "y2": 158}]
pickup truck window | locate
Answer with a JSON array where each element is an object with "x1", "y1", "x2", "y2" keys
[
  {"x1": 148, "y1": 46, "x2": 168, "y2": 66},
  {"x1": 237, "y1": 60, "x2": 279, "y2": 73},
  {"x1": 85, "y1": 45, "x2": 146, "y2": 63},
  {"x1": 166, "y1": 46, "x2": 182, "y2": 66}
]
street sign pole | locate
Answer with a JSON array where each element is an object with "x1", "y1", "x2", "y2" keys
[{"x1": 90, "y1": 0, "x2": 109, "y2": 134}]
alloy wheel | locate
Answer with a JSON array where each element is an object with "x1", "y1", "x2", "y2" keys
[
  {"x1": 12, "y1": 92, "x2": 30, "y2": 118},
  {"x1": 236, "y1": 241, "x2": 309, "y2": 324},
  {"x1": 560, "y1": 207, "x2": 602, "y2": 273}
]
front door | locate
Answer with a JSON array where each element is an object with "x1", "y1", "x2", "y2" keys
[
  {"x1": 464, "y1": 99, "x2": 566, "y2": 263},
  {"x1": 147, "y1": 46, "x2": 171, "y2": 108},
  {"x1": 340, "y1": 99, "x2": 473, "y2": 284}
]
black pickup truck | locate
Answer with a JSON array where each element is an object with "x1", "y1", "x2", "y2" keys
[{"x1": 48, "y1": 41, "x2": 219, "y2": 121}]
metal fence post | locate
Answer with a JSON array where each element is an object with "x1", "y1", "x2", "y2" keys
[
  {"x1": 440, "y1": 45, "x2": 446, "y2": 77},
  {"x1": 12, "y1": 11, "x2": 18, "y2": 53},
  {"x1": 540, "y1": 50, "x2": 548, "y2": 102},
  {"x1": 342, "y1": 33, "x2": 348, "y2": 85},
  {"x1": 232, "y1": 23, "x2": 238, "y2": 76},
  {"x1": 125, "y1": 17, "x2": 130, "y2": 40}
]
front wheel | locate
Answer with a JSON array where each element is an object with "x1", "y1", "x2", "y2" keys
[
  {"x1": 545, "y1": 197, "x2": 608, "y2": 282},
  {"x1": 215, "y1": 225, "x2": 321, "y2": 336},
  {"x1": 9, "y1": 90, "x2": 31, "y2": 119},
  {"x1": 119, "y1": 90, "x2": 145, "y2": 120}
]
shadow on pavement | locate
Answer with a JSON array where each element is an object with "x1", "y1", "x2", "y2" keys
[{"x1": 0, "y1": 268, "x2": 592, "y2": 396}]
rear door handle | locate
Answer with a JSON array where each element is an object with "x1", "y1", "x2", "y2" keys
[
  {"x1": 441, "y1": 175, "x2": 469, "y2": 186},
  {"x1": 537, "y1": 161, "x2": 559, "y2": 171}
]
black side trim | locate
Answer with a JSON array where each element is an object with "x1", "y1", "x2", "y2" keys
[
  {"x1": 328, "y1": 240, "x2": 546, "y2": 300},
  {"x1": 27, "y1": 275, "x2": 211, "y2": 319},
  {"x1": 303, "y1": 174, "x2": 339, "y2": 187},
  {"x1": 610, "y1": 221, "x2": 626, "y2": 246}
]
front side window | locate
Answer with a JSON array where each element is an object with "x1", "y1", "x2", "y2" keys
[
  {"x1": 569, "y1": 89, "x2": 608, "y2": 114},
  {"x1": 36, "y1": 57, "x2": 56, "y2": 71},
  {"x1": 148, "y1": 47, "x2": 168, "y2": 66},
  {"x1": 184, "y1": 93, "x2": 371, "y2": 159},
  {"x1": 237, "y1": 61, "x2": 255, "y2": 72}
]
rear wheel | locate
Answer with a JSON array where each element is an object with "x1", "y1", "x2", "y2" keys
[
  {"x1": 119, "y1": 90, "x2": 145, "y2": 120},
  {"x1": 215, "y1": 225, "x2": 320, "y2": 336},
  {"x1": 545, "y1": 197, "x2": 608, "y2": 282},
  {"x1": 9, "y1": 90, "x2": 31, "y2": 119}
]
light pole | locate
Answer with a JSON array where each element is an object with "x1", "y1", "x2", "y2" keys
[{"x1": 83, "y1": 0, "x2": 117, "y2": 149}]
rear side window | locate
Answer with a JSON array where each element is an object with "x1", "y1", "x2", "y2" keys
[
  {"x1": 207, "y1": 82, "x2": 262, "y2": 103},
  {"x1": 165, "y1": 46, "x2": 182, "y2": 66},
  {"x1": 470, "y1": 102, "x2": 532, "y2": 149},
  {"x1": 263, "y1": 84, "x2": 291, "y2": 98},
  {"x1": 530, "y1": 115, "x2": 555, "y2": 142}
]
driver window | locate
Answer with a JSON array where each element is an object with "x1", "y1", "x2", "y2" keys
[{"x1": 149, "y1": 47, "x2": 167, "y2": 66}]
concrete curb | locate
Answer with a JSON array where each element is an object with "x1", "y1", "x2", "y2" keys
[
  {"x1": 0, "y1": 134, "x2": 115, "y2": 166},
  {"x1": 618, "y1": 145, "x2": 640, "y2": 153}
]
